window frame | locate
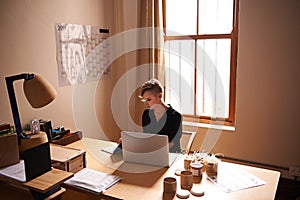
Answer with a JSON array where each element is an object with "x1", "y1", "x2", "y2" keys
[{"x1": 162, "y1": 0, "x2": 239, "y2": 126}]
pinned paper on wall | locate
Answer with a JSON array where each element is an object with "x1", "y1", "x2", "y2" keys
[{"x1": 55, "y1": 23, "x2": 110, "y2": 86}]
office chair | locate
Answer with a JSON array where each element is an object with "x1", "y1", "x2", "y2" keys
[{"x1": 180, "y1": 131, "x2": 196, "y2": 153}]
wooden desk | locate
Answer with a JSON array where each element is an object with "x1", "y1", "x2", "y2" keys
[{"x1": 64, "y1": 138, "x2": 280, "y2": 200}]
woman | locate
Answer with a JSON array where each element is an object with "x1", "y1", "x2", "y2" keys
[{"x1": 140, "y1": 79, "x2": 182, "y2": 153}]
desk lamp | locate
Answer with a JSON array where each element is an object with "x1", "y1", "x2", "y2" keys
[
  {"x1": 5, "y1": 73, "x2": 57, "y2": 184},
  {"x1": 5, "y1": 73, "x2": 57, "y2": 144}
]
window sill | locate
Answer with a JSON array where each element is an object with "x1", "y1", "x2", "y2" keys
[{"x1": 182, "y1": 121, "x2": 235, "y2": 132}]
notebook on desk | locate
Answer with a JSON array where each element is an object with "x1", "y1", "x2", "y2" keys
[{"x1": 121, "y1": 131, "x2": 179, "y2": 167}]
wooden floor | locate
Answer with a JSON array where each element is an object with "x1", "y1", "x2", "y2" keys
[{"x1": 275, "y1": 178, "x2": 300, "y2": 200}]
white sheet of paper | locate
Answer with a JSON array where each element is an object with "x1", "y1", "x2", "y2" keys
[
  {"x1": 0, "y1": 160, "x2": 26, "y2": 182},
  {"x1": 64, "y1": 168, "x2": 121, "y2": 193},
  {"x1": 208, "y1": 170, "x2": 266, "y2": 193}
]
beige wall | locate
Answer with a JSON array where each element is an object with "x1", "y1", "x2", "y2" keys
[
  {"x1": 0, "y1": 0, "x2": 144, "y2": 141},
  {"x1": 0, "y1": 0, "x2": 114, "y2": 131},
  {"x1": 0, "y1": 0, "x2": 299, "y2": 171},
  {"x1": 189, "y1": 0, "x2": 300, "y2": 170}
]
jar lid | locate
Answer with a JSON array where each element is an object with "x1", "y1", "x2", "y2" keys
[
  {"x1": 190, "y1": 187, "x2": 205, "y2": 197},
  {"x1": 176, "y1": 189, "x2": 190, "y2": 199},
  {"x1": 174, "y1": 168, "x2": 184, "y2": 176},
  {"x1": 190, "y1": 163, "x2": 203, "y2": 169}
]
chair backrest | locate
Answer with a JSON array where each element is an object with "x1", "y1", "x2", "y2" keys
[{"x1": 180, "y1": 131, "x2": 196, "y2": 153}]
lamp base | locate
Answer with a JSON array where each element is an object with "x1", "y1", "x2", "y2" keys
[{"x1": 19, "y1": 131, "x2": 48, "y2": 152}]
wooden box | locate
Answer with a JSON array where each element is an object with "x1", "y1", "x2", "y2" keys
[
  {"x1": 50, "y1": 144, "x2": 86, "y2": 173},
  {"x1": 0, "y1": 133, "x2": 19, "y2": 169}
]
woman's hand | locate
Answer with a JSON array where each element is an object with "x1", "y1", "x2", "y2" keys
[
  {"x1": 169, "y1": 142, "x2": 174, "y2": 149},
  {"x1": 117, "y1": 138, "x2": 122, "y2": 144}
]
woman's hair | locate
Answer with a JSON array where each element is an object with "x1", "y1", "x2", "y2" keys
[{"x1": 140, "y1": 79, "x2": 163, "y2": 97}]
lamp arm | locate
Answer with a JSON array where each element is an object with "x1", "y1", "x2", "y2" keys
[{"x1": 5, "y1": 73, "x2": 34, "y2": 144}]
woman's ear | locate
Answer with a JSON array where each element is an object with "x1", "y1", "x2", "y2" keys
[{"x1": 158, "y1": 92, "x2": 163, "y2": 99}]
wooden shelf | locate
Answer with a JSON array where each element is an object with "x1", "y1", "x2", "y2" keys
[{"x1": 23, "y1": 168, "x2": 73, "y2": 193}]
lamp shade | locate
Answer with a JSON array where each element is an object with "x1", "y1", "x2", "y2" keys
[{"x1": 23, "y1": 74, "x2": 57, "y2": 108}]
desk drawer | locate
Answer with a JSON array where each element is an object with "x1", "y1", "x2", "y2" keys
[
  {"x1": 51, "y1": 144, "x2": 86, "y2": 173},
  {"x1": 68, "y1": 154, "x2": 85, "y2": 173}
]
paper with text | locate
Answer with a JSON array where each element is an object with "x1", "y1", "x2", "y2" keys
[
  {"x1": 207, "y1": 170, "x2": 266, "y2": 193},
  {"x1": 64, "y1": 168, "x2": 121, "y2": 194}
]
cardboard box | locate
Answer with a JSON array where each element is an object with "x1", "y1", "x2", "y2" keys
[
  {"x1": 0, "y1": 133, "x2": 19, "y2": 169},
  {"x1": 50, "y1": 144, "x2": 86, "y2": 173}
]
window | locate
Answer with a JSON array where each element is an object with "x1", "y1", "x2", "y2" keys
[{"x1": 163, "y1": 0, "x2": 238, "y2": 125}]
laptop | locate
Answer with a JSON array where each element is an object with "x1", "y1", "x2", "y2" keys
[{"x1": 121, "y1": 131, "x2": 179, "y2": 167}]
